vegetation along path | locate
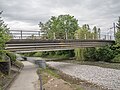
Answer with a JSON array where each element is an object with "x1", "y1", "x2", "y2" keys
[
  {"x1": 9, "y1": 61, "x2": 38, "y2": 90},
  {"x1": 47, "y1": 62, "x2": 120, "y2": 90}
]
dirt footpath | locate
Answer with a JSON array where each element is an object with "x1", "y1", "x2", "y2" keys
[{"x1": 43, "y1": 78, "x2": 73, "y2": 90}]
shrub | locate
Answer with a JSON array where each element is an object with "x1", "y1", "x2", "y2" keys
[
  {"x1": 111, "y1": 54, "x2": 120, "y2": 63},
  {"x1": 6, "y1": 52, "x2": 16, "y2": 62},
  {"x1": 33, "y1": 52, "x2": 42, "y2": 57},
  {"x1": 96, "y1": 46, "x2": 115, "y2": 62},
  {"x1": 84, "y1": 46, "x2": 115, "y2": 62}
]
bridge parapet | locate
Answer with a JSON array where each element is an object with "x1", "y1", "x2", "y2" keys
[{"x1": 6, "y1": 39, "x2": 115, "y2": 53}]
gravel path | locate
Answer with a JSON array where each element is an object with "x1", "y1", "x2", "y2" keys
[{"x1": 47, "y1": 62, "x2": 120, "y2": 90}]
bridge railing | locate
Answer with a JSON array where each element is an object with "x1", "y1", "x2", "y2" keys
[
  {"x1": 9, "y1": 30, "x2": 41, "y2": 39},
  {"x1": 9, "y1": 30, "x2": 115, "y2": 40}
]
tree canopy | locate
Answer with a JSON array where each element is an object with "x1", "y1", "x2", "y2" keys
[
  {"x1": 39, "y1": 14, "x2": 79, "y2": 39},
  {"x1": 0, "y1": 11, "x2": 10, "y2": 60},
  {"x1": 116, "y1": 17, "x2": 120, "y2": 44},
  {"x1": 74, "y1": 24, "x2": 100, "y2": 40}
]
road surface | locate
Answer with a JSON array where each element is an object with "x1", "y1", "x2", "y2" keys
[{"x1": 9, "y1": 61, "x2": 38, "y2": 90}]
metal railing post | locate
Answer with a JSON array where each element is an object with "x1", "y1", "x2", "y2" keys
[
  {"x1": 98, "y1": 34, "x2": 100, "y2": 40},
  {"x1": 38, "y1": 31, "x2": 40, "y2": 37},
  {"x1": 104, "y1": 35, "x2": 106, "y2": 40},
  {"x1": 20, "y1": 30, "x2": 22, "y2": 39},
  {"x1": 39, "y1": 75, "x2": 43, "y2": 90},
  {"x1": 110, "y1": 35, "x2": 112, "y2": 40}
]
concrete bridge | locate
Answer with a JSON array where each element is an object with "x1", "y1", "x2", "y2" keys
[{"x1": 6, "y1": 39, "x2": 115, "y2": 53}]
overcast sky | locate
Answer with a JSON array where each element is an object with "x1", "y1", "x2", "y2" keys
[{"x1": 0, "y1": 0, "x2": 120, "y2": 34}]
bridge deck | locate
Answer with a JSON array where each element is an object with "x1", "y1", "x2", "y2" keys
[{"x1": 6, "y1": 39, "x2": 115, "y2": 53}]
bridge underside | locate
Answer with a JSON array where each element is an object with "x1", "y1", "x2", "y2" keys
[{"x1": 6, "y1": 39, "x2": 115, "y2": 53}]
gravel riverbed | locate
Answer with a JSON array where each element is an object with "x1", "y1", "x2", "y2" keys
[{"x1": 46, "y1": 62, "x2": 120, "y2": 90}]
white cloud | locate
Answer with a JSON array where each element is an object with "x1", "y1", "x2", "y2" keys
[
  {"x1": 5, "y1": 20, "x2": 39, "y2": 30},
  {"x1": 0, "y1": 0, "x2": 120, "y2": 35}
]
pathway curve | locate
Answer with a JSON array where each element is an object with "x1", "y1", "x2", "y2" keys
[
  {"x1": 47, "y1": 62, "x2": 120, "y2": 90},
  {"x1": 9, "y1": 61, "x2": 38, "y2": 90}
]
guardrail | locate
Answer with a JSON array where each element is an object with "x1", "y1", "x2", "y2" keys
[
  {"x1": 9, "y1": 30, "x2": 41, "y2": 39},
  {"x1": 9, "y1": 30, "x2": 115, "y2": 40}
]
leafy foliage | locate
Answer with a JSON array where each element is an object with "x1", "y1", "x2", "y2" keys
[
  {"x1": 33, "y1": 50, "x2": 75, "y2": 58},
  {"x1": 84, "y1": 46, "x2": 115, "y2": 62},
  {"x1": 83, "y1": 48, "x2": 96, "y2": 61},
  {"x1": 0, "y1": 11, "x2": 10, "y2": 60},
  {"x1": 74, "y1": 24, "x2": 100, "y2": 40},
  {"x1": 39, "y1": 14, "x2": 79, "y2": 39},
  {"x1": 112, "y1": 54, "x2": 120, "y2": 63},
  {"x1": 74, "y1": 24, "x2": 101, "y2": 61},
  {"x1": 116, "y1": 17, "x2": 120, "y2": 44},
  {"x1": 74, "y1": 48, "x2": 85, "y2": 60},
  {"x1": 115, "y1": 30, "x2": 120, "y2": 44},
  {"x1": 6, "y1": 52, "x2": 16, "y2": 62},
  {"x1": 116, "y1": 17, "x2": 120, "y2": 31}
]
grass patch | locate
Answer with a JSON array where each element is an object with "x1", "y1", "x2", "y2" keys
[
  {"x1": 37, "y1": 68, "x2": 60, "y2": 85},
  {"x1": 13, "y1": 60, "x2": 24, "y2": 68},
  {"x1": 37, "y1": 67, "x2": 84, "y2": 90},
  {"x1": 0, "y1": 60, "x2": 7, "y2": 62},
  {"x1": 37, "y1": 67, "x2": 60, "y2": 78}
]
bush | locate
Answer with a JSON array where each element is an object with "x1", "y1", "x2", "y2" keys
[
  {"x1": 6, "y1": 52, "x2": 16, "y2": 62},
  {"x1": 33, "y1": 52, "x2": 42, "y2": 57},
  {"x1": 84, "y1": 46, "x2": 115, "y2": 62},
  {"x1": 96, "y1": 46, "x2": 115, "y2": 62},
  {"x1": 84, "y1": 48, "x2": 96, "y2": 61},
  {"x1": 111, "y1": 54, "x2": 120, "y2": 63}
]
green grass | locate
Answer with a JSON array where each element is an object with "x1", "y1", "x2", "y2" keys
[
  {"x1": 0, "y1": 60, "x2": 7, "y2": 62},
  {"x1": 37, "y1": 68, "x2": 60, "y2": 78},
  {"x1": 13, "y1": 60, "x2": 24, "y2": 68},
  {"x1": 37, "y1": 68, "x2": 84, "y2": 90},
  {"x1": 37, "y1": 68, "x2": 60, "y2": 84}
]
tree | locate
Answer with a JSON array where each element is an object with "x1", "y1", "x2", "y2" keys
[
  {"x1": 116, "y1": 17, "x2": 120, "y2": 44},
  {"x1": 38, "y1": 21, "x2": 49, "y2": 39},
  {"x1": 74, "y1": 24, "x2": 93, "y2": 40},
  {"x1": 74, "y1": 24, "x2": 101, "y2": 61},
  {"x1": 93, "y1": 26, "x2": 98, "y2": 39},
  {"x1": 0, "y1": 11, "x2": 10, "y2": 60},
  {"x1": 41, "y1": 14, "x2": 79, "y2": 39},
  {"x1": 74, "y1": 24, "x2": 93, "y2": 61},
  {"x1": 98, "y1": 28, "x2": 101, "y2": 39},
  {"x1": 116, "y1": 17, "x2": 120, "y2": 31}
]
